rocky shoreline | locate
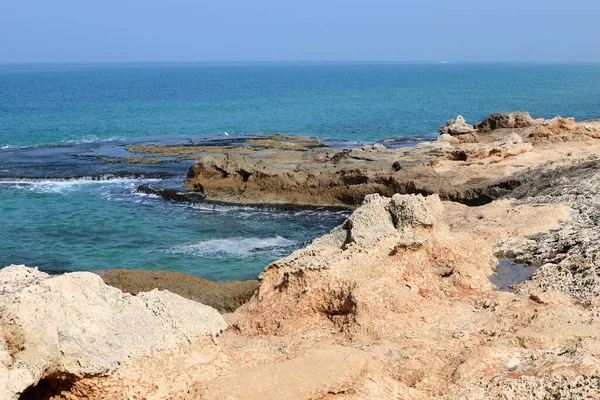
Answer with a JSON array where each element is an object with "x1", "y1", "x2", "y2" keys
[{"x1": 3, "y1": 112, "x2": 600, "y2": 399}]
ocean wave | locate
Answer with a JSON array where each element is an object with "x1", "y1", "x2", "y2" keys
[
  {"x1": 66, "y1": 136, "x2": 123, "y2": 144},
  {"x1": 0, "y1": 177, "x2": 160, "y2": 194},
  {"x1": 190, "y1": 202, "x2": 274, "y2": 213},
  {"x1": 0, "y1": 174, "x2": 165, "y2": 183},
  {"x1": 166, "y1": 236, "x2": 297, "y2": 257}
]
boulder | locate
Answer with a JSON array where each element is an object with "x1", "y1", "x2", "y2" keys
[
  {"x1": 0, "y1": 266, "x2": 226, "y2": 399},
  {"x1": 437, "y1": 133, "x2": 460, "y2": 144},
  {"x1": 343, "y1": 194, "x2": 398, "y2": 247},
  {"x1": 439, "y1": 116, "x2": 478, "y2": 143},
  {"x1": 474, "y1": 112, "x2": 539, "y2": 132},
  {"x1": 389, "y1": 193, "x2": 443, "y2": 228},
  {"x1": 504, "y1": 132, "x2": 523, "y2": 144}
]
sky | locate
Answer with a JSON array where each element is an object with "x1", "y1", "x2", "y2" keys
[{"x1": 1, "y1": 0, "x2": 599, "y2": 63}]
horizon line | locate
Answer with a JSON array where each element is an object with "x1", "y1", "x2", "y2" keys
[{"x1": 2, "y1": 60, "x2": 600, "y2": 66}]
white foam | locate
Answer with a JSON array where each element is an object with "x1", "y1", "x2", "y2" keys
[
  {"x1": 0, "y1": 177, "x2": 159, "y2": 194},
  {"x1": 190, "y1": 202, "x2": 266, "y2": 213},
  {"x1": 166, "y1": 236, "x2": 297, "y2": 257},
  {"x1": 66, "y1": 135, "x2": 123, "y2": 144},
  {"x1": 132, "y1": 191, "x2": 161, "y2": 199}
]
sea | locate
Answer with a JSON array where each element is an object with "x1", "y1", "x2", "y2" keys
[{"x1": 1, "y1": 62, "x2": 599, "y2": 280}]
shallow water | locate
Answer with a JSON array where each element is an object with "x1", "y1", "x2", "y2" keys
[
  {"x1": 491, "y1": 259, "x2": 536, "y2": 291},
  {"x1": 0, "y1": 177, "x2": 347, "y2": 280},
  {"x1": 2, "y1": 63, "x2": 600, "y2": 280}
]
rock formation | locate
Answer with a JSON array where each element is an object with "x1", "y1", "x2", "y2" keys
[
  {"x1": 474, "y1": 111, "x2": 541, "y2": 131},
  {"x1": 181, "y1": 113, "x2": 600, "y2": 209},
  {"x1": 183, "y1": 138, "x2": 533, "y2": 208},
  {"x1": 438, "y1": 115, "x2": 478, "y2": 142},
  {"x1": 227, "y1": 193, "x2": 498, "y2": 337},
  {"x1": 0, "y1": 267, "x2": 226, "y2": 399},
  {"x1": 527, "y1": 116, "x2": 600, "y2": 143}
]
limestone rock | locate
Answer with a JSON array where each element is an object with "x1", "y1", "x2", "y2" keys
[
  {"x1": 182, "y1": 113, "x2": 600, "y2": 208},
  {"x1": 229, "y1": 193, "x2": 496, "y2": 337},
  {"x1": 505, "y1": 132, "x2": 523, "y2": 144},
  {"x1": 438, "y1": 133, "x2": 460, "y2": 144},
  {"x1": 527, "y1": 116, "x2": 600, "y2": 143},
  {"x1": 389, "y1": 193, "x2": 443, "y2": 228},
  {"x1": 475, "y1": 112, "x2": 540, "y2": 131},
  {"x1": 200, "y1": 345, "x2": 370, "y2": 400},
  {"x1": 439, "y1": 116, "x2": 478, "y2": 142},
  {"x1": 343, "y1": 193, "x2": 397, "y2": 246},
  {"x1": 0, "y1": 266, "x2": 226, "y2": 399}
]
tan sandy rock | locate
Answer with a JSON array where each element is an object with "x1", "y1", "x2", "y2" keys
[
  {"x1": 95, "y1": 269, "x2": 258, "y2": 313},
  {"x1": 438, "y1": 115, "x2": 478, "y2": 143},
  {"x1": 0, "y1": 266, "x2": 226, "y2": 400}
]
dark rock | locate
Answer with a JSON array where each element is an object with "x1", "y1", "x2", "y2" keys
[{"x1": 475, "y1": 112, "x2": 539, "y2": 132}]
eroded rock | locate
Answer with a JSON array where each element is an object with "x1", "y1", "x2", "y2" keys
[
  {"x1": 389, "y1": 193, "x2": 443, "y2": 228},
  {"x1": 228, "y1": 193, "x2": 496, "y2": 337},
  {"x1": 0, "y1": 266, "x2": 226, "y2": 399},
  {"x1": 475, "y1": 112, "x2": 541, "y2": 132},
  {"x1": 439, "y1": 115, "x2": 478, "y2": 143}
]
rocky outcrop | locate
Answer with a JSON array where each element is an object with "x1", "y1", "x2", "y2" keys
[
  {"x1": 228, "y1": 193, "x2": 498, "y2": 337},
  {"x1": 474, "y1": 111, "x2": 541, "y2": 131},
  {"x1": 438, "y1": 115, "x2": 478, "y2": 143},
  {"x1": 95, "y1": 269, "x2": 258, "y2": 313},
  {"x1": 526, "y1": 116, "x2": 600, "y2": 143},
  {"x1": 0, "y1": 266, "x2": 226, "y2": 399},
  {"x1": 493, "y1": 158, "x2": 600, "y2": 305},
  {"x1": 5, "y1": 180, "x2": 600, "y2": 399},
  {"x1": 184, "y1": 137, "x2": 539, "y2": 208},
  {"x1": 221, "y1": 192, "x2": 600, "y2": 399},
  {"x1": 181, "y1": 113, "x2": 600, "y2": 209}
]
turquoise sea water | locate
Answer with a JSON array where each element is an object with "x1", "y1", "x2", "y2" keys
[{"x1": 1, "y1": 63, "x2": 600, "y2": 280}]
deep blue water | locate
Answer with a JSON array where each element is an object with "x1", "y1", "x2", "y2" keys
[{"x1": 1, "y1": 62, "x2": 599, "y2": 280}]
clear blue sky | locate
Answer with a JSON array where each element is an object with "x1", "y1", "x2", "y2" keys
[{"x1": 1, "y1": 0, "x2": 599, "y2": 63}]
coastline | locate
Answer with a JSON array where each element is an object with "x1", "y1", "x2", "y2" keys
[{"x1": 3, "y1": 112, "x2": 600, "y2": 398}]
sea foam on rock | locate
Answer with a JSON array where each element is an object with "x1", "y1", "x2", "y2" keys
[{"x1": 0, "y1": 266, "x2": 226, "y2": 399}]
